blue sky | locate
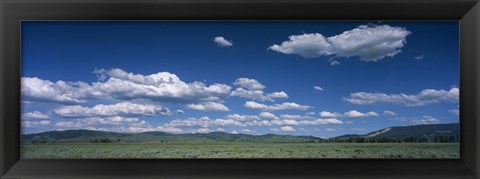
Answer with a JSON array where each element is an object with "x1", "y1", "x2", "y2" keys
[{"x1": 20, "y1": 21, "x2": 459, "y2": 138}]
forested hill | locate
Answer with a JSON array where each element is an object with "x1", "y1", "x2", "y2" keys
[
  {"x1": 22, "y1": 130, "x2": 322, "y2": 143},
  {"x1": 332, "y1": 123, "x2": 459, "y2": 142}
]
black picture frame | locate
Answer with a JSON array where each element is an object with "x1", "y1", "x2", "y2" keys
[{"x1": 1, "y1": 0, "x2": 479, "y2": 178}]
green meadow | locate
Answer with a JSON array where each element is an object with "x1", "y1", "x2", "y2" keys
[{"x1": 21, "y1": 142, "x2": 459, "y2": 159}]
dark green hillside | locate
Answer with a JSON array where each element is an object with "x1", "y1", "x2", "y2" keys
[
  {"x1": 331, "y1": 123, "x2": 459, "y2": 142},
  {"x1": 21, "y1": 130, "x2": 324, "y2": 143},
  {"x1": 21, "y1": 130, "x2": 130, "y2": 142},
  {"x1": 366, "y1": 123, "x2": 459, "y2": 140},
  {"x1": 331, "y1": 134, "x2": 363, "y2": 140},
  {"x1": 181, "y1": 132, "x2": 321, "y2": 142},
  {"x1": 22, "y1": 123, "x2": 459, "y2": 143}
]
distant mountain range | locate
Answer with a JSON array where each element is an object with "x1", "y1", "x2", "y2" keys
[
  {"x1": 22, "y1": 123, "x2": 459, "y2": 143},
  {"x1": 21, "y1": 130, "x2": 321, "y2": 143}
]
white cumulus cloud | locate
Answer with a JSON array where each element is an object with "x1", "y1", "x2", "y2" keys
[
  {"x1": 21, "y1": 77, "x2": 95, "y2": 104},
  {"x1": 231, "y1": 78, "x2": 287, "y2": 102},
  {"x1": 54, "y1": 102, "x2": 170, "y2": 117},
  {"x1": 259, "y1": 112, "x2": 279, "y2": 120},
  {"x1": 22, "y1": 120, "x2": 50, "y2": 128},
  {"x1": 313, "y1": 86, "x2": 324, "y2": 91},
  {"x1": 80, "y1": 116, "x2": 146, "y2": 126},
  {"x1": 245, "y1": 120, "x2": 272, "y2": 127},
  {"x1": 55, "y1": 116, "x2": 151, "y2": 130},
  {"x1": 383, "y1": 110, "x2": 396, "y2": 116},
  {"x1": 22, "y1": 68, "x2": 233, "y2": 105},
  {"x1": 269, "y1": 33, "x2": 333, "y2": 58},
  {"x1": 280, "y1": 114, "x2": 312, "y2": 120},
  {"x1": 344, "y1": 87, "x2": 459, "y2": 106},
  {"x1": 343, "y1": 110, "x2": 379, "y2": 118},
  {"x1": 267, "y1": 91, "x2": 289, "y2": 99},
  {"x1": 55, "y1": 121, "x2": 83, "y2": 128},
  {"x1": 55, "y1": 117, "x2": 184, "y2": 134},
  {"x1": 271, "y1": 118, "x2": 343, "y2": 126},
  {"x1": 391, "y1": 116, "x2": 440, "y2": 125},
  {"x1": 298, "y1": 118, "x2": 344, "y2": 125},
  {"x1": 269, "y1": 24, "x2": 411, "y2": 61},
  {"x1": 233, "y1": 78, "x2": 265, "y2": 90},
  {"x1": 214, "y1": 36, "x2": 233, "y2": 47},
  {"x1": 319, "y1": 111, "x2": 340, "y2": 118},
  {"x1": 244, "y1": 101, "x2": 312, "y2": 111},
  {"x1": 22, "y1": 111, "x2": 50, "y2": 120},
  {"x1": 186, "y1": 102, "x2": 230, "y2": 111},
  {"x1": 226, "y1": 114, "x2": 260, "y2": 121},
  {"x1": 167, "y1": 116, "x2": 245, "y2": 128},
  {"x1": 93, "y1": 68, "x2": 232, "y2": 103},
  {"x1": 280, "y1": 126, "x2": 296, "y2": 132},
  {"x1": 152, "y1": 126, "x2": 183, "y2": 133},
  {"x1": 271, "y1": 119, "x2": 299, "y2": 126},
  {"x1": 231, "y1": 88, "x2": 271, "y2": 101}
]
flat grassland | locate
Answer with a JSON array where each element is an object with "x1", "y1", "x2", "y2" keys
[{"x1": 21, "y1": 142, "x2": 459, "y2": 159}]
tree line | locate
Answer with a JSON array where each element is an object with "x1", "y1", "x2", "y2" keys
[{"x1": 90, "y1": 138, "x2": 121, "y2": 143}]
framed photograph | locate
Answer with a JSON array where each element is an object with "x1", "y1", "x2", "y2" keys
[{"x1": 1, "y1": 0, "x2": 479, "y2": 178}]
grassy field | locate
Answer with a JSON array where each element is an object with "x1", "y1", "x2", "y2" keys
[{"x1": 21, "y1": 142, "x2": 459, "y2": 159}]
